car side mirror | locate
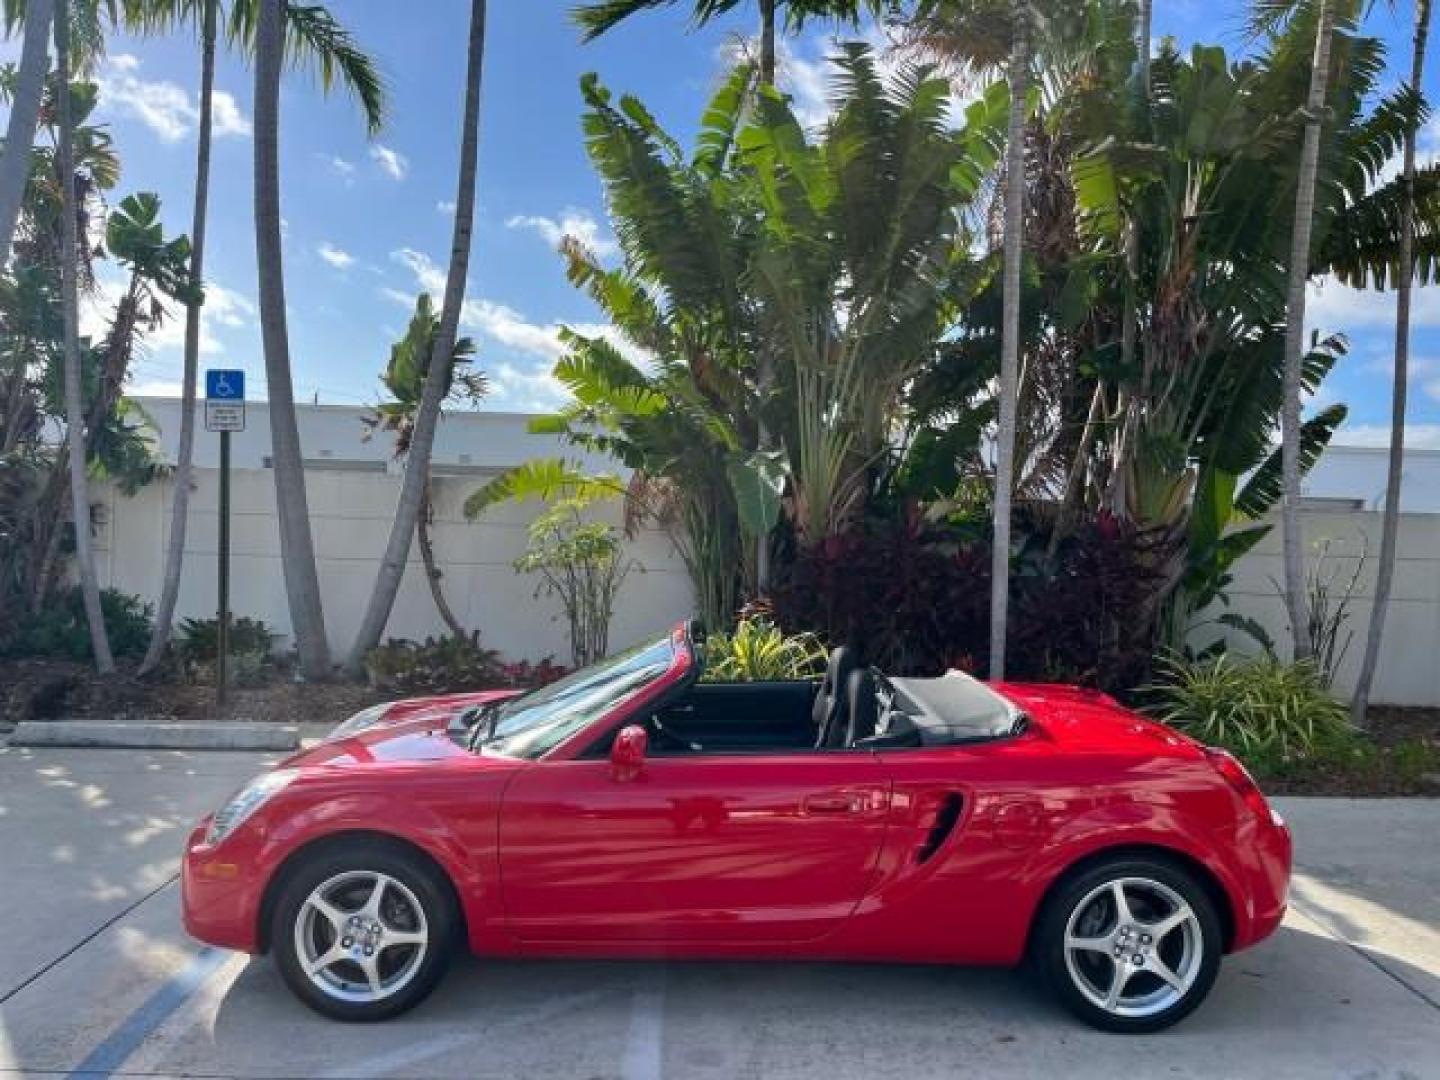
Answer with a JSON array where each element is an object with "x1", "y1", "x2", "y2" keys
[{"x1": 610, "y1": 724, "x2": 647, "y2": 781}]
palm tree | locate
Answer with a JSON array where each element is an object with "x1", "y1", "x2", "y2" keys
[
  {"x1": 138, "y1": 0, "x2": 384, "y2": 675},
  {"x1": 0, "y1": 0, "x2": 54, "y2": 271},
  {"x1": 53, "y1": 0, "x2": 113, "y2": 672},
  {"x1": 1352, "y1": 0, "x2": 1432, "y2": 724},
  {"x1": 1277, "y1": 0, "x2": 1337, "y2": 663},
  {"x1": 345, "y1": 0, "x2": 485, "y2": 676},
  {"x1": 358, "y1": 293, "x2": 486, "y2": 643},
  {"x1": 572, "y1": 0, "x2": 873, "y2": 596},
  {"x1": 253, "y1": 0, "x2": 327, "y2": 677}
]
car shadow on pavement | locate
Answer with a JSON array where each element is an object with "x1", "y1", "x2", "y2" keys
[{"x1": 192, "y1": 922, "x2": 1440, "y2": 1079}]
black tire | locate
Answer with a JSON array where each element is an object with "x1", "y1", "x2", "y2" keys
[
  {"x1": 1033, "y1": 855, "x2": 1222, "y2": 1033},
  {"x1": 271, "y1": 840, "x2": 458, "y2": 1021}
]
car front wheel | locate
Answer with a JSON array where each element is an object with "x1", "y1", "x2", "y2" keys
[
  {"x1": 271, "y1": 842, "x2": 456, "y2": 1021},
  {"x1": 1035, "y1": 856, "x2": 1222, "y2": 1033}
]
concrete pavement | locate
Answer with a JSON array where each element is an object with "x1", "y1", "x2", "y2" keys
[{"x1": 1, "y1": 748, "x2": 1436, "y2": 1079}]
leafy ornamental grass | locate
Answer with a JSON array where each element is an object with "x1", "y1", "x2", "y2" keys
[
  {"x1": 703, "y1": 618, "x2": 827, "y2": 683},
  {"x1": 1145, "y1": 653, "x2": 1440, "y2": 793},
  {"x1": 1145, "y1": 653, "x2": 1351, "y2": 756}
]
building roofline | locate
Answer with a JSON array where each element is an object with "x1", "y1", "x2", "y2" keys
[{"x1": 126, "y1": 394, "x2": 549, "y2": 423}]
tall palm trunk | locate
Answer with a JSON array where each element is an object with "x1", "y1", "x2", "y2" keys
[
  {"x1": 989, "y1": 2, "x2": 1029, "y2": 681},
  {"x1": 753, "y1": 0, "x2": 778, "y2": 596},
  {"x1": 255, "y1": 0, "x2": 330, "y2": 677},
  {"x1": 418, "y1": 481, "x2": 465, "y2": 638},
  {"x1": 54, "y1": 0, "x2": 113, "y2": 673},
  {"x1": 759, "y1": 0, "x2": 776, "y2": 83},
  {"x1": 345, "y1": 0, "x2": 485, "y2": 675},
  {"x1": 0, "y1": 0, "x2": 53, "y2": 270},
  {"x1": 1137, "y1": 0, "x2": 1151, "y2": 95},
  {"x1": 140, "y1": 0, "x2": 216, "y2": 676},
  {"x1": 1351, "y1": 0, "x2": 1431, "y2": 725},
  {"x1": 1280, "y1": 0, "x2": 1335, "y2": 663}
]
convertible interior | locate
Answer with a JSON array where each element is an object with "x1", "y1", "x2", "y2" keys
[{"x1": 640, "y1": 647, "x2": 1026, "y2": 756}]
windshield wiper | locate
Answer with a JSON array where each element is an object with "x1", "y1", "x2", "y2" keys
[{"x1": 465, "y1": 701, "x2": 503, "y2": 752}]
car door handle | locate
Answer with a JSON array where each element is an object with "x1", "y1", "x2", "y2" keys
[{"x1": 804, "y1": 794, "x2": 857, "y2": 814}]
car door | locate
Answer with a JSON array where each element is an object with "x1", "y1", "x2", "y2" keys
[{"x1": 498, "y1": 749, "x2": 891, "y2": 944}]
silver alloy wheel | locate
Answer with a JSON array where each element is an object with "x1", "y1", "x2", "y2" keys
[
  {"x1": 1062, "y1": 875, "x2": 1202, "y2": 1019},
  {"x1": 293, "y1": 870, "x2": 429, "y2": 1004}
]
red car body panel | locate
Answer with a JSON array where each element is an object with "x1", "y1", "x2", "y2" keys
[{"x1": 182, "y1": 623, "x2": 1291, "y2": 967}]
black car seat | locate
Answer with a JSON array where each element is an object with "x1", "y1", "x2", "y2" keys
[
  {"x1": 844, "y1": 668, "x2": 880, "y2": 746},
  {"x1": 813, "y1": 646, "x2": 857, "y2": 749}
]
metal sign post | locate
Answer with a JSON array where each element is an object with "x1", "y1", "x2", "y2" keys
[{"x1": 205, "y1": 370, "x2": 246, "y2": 705}]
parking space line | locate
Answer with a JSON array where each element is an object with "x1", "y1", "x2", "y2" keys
[
  {"x1": 65, "y1": 947, "x2": 227, "y2": 1080},
  {"x1": 314, "y1": 986, "x2": 614, "y2": 1079},
  {"x1": 621, "y1": 967, "x2": 666, "y2": 1080}
]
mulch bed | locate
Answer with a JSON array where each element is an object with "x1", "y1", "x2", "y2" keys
[
  {"x1": 1, "y1": 657, "x2": 389, "y2": 729},
  {"x1": 1251, "y1": 706, "x2": 1440, "y2": 798}
]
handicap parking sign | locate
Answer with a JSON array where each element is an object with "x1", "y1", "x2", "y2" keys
[{"x1": 205, "y1": 369, "x2": 246, "y2": 432}]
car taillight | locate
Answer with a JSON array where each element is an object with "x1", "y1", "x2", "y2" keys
[{"x1": 1205, "y1": 747, "x2": 1280, "y2": 824}]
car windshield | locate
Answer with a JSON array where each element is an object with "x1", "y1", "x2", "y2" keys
[{"x1": 473, "y1": 635, "x2": 677, "y2": 760}]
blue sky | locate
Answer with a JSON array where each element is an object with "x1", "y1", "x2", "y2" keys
[{"x1": 4, "y1": 0, "x2": 1439, "y2": 446}]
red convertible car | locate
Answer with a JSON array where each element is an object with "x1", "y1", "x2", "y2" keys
[{"x1": 182, "y1": 620, "x2": 1290, "y2": 1033}]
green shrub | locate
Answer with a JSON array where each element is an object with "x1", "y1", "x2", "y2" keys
[
  {"x1": 703, "y1": 618, "x2": 827, "y2": 682},
  {"x1": 0, "y1": 588, "x2": 152, "y2": 660},
  {"x1": 175, "y1": 617, "x2": 278, "y2": 663},
  {"x1": 1144, "y1": 653, "x2": 1351, "y2": 756},
  {"x1": 364, "y1": 633, "x2": 507, "y2": 694}
]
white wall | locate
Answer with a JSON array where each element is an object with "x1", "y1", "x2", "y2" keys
[
  {"x1": 92, "y1": 398, "x2": 696, "y2": 664},
  {"x1": 1195, "y1": 510, "x2": 1440, "y2": 707}
]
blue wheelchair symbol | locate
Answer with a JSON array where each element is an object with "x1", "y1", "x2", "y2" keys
[{"x1": 206, "y1": 370, "x2": 245, "y2": 401}]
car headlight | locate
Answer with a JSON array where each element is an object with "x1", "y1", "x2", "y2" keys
[
  {"x1": 328, "y1": 702, "x2": 394, "y2": 742},
  {"x1": 204, "y1": 769, "x2": 297, "y2": 846}
]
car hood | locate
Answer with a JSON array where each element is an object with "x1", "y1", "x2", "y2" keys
[
  {"x1": 992, "y1": 681, "x2": 1203, "y2": 758},
  {"x1": 365, "y1": 688, "x2": 522, "y2": 729},
  {"x1": 283, "y1": 689, "x2": 524, "y2": 771},
  {"x1": 282, "y1": 717, "x2": 483, "y2": 769}
]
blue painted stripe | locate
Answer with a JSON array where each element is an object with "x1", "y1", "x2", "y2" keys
[{"x1": 67, "y1": 946, "x2": 227, "y2": 1079}]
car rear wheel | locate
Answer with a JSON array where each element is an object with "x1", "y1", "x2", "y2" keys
[
  {"x1": 1034, "y1": 856, "x2": 1222, "y2": 1033},
  {"x1": 272, "y1": 842, "x2": 457, "y2": 1021}
]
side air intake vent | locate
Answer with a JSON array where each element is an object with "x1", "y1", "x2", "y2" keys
[{"x1": 916, "y1": 793, "x2": 964, "y2": 864}]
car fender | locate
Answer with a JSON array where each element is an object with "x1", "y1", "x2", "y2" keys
[
  {"x1": 253, "y1": 787, "x2": 498, "y2": 947},
  {"x1": 1016, "y1": 797, "x2": 1248, "y2": 939}
]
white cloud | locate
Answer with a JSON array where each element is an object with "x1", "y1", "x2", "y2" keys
[
  {"x1": 461, "y1": 298, "x2": 568, "y2": 358},
  {"x1": 202, "y1": 283, "x2": 257, "y2": 329},
  {"x1": 211, "y1": 92, "x2": 252, "y2": 137},
  {"x1": 1335, "y1": 423, "x2": 1440, "y2": 450},
  {"x1": 317, "y1": 242, "x2": 356, "y2": 270},
  {"x1": 96, "y1": 56, "x2": 250, "y2": 142},
  {"x1": 370, "y1": 144, "x2": 409, "y2": 180},
  {"x1": 391, "y1": 247, "x2": 448, "y2": 293},
  {"x1": 319, "y1": 154, "x2": 356, "y2": 184},
  {"x1": 1306, "y1": 278, "x2": 1440, "y2": 334},
  {"x1": 437, "y1": 200, "x2": 457, "y2": 215},
  {"x1": 390, "y1": 246, "x2": 652, "y2": 382},
  {"x1": 506, "y1": 208, "x2": 619, "y2": 258},
  {"x1": 82, "y1": 275, "x2": 256, "y2": 359},
  {"x1": 486, "y1": 361, "x2": 571, "y2": 412}
]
